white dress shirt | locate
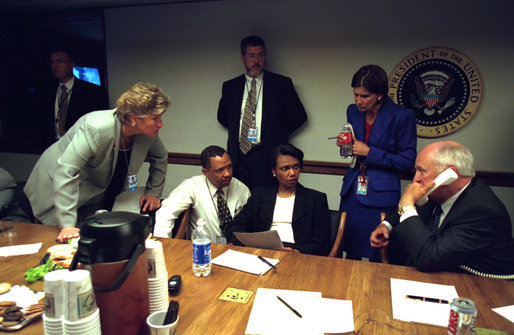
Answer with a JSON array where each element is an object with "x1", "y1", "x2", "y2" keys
[
  {"x1": 383, "y1": 181, "x2": 471, "y2": 231},
  {"x1": 54, "y1": 77, "x2": 75, "y2": 139},
  {"x1": 154, "y1": 175, "x2": 250, "y2": 241}
]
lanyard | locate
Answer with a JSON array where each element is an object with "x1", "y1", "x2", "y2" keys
[{"x1": 206, "y1": 177, "x2": 230, "y2": 218}]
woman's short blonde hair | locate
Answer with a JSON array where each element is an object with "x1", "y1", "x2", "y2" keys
[{"x1": 116, "y1": 82, "x2": 170, "y2": 124}]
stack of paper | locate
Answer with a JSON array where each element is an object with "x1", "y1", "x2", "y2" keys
[
  {"x1": 245, "y1": 288, "x2": 354, "y2": 334},
  {"x1": 212, "y1": 249, "x2": 280, "y2": 276}
]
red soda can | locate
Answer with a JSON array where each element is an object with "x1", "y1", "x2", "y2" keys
[{"x1": 447, "y1": 297, "x2": 477, "y2": 335}]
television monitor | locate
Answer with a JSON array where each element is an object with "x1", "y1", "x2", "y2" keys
[{"x1": 73, "y1": 66, "x2": 101, "y2": 86}]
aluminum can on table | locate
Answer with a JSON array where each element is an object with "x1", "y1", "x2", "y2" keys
[{"x1": 447, "y1": 297, "x2": 477, "y2": 335}]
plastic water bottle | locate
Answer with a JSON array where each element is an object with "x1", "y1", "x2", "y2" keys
[
  {"x1": 339, "y1": 122, "x2": 354, "y2": 159},
  {"x1": 192, "y1": 218, "x2": 211, "y2": 277}
]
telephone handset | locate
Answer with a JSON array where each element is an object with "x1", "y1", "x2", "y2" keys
[{"x1": 416, "y1": 168, "x2": 458, "y2": 206}]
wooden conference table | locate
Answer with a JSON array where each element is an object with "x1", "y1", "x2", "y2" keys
[{"x1": 1, "y1": 223, "x2": 513, "y2": 334}]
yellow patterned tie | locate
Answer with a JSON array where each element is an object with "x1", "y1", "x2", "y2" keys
[
  {"x1": 57, "y1": 85, "x2": 70, "y2": 136},
  {"x1": 239, "y1": 79, "x2": 257, "y2": 154}
]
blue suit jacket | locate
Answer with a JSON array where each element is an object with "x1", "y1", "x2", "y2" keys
[{"x1": 340, "y1": 97, "x2": 417, "y2": 208}]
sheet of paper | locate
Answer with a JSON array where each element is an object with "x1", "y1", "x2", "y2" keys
[
  {"x1": 212, "y1": 249, "x2": 279, "y2": 275},
  {"x1": 315, "y1": 298, "x2": 354, "y2": 334},
  {"x1": 270, "y1": 222, "x2": 295, "y2": 243},
  {"x1": 246, "y1": 288, "x2": 322, "y2": 335},
  {"x1": 390, "y1": 278, "x2": 458, "y2": 327},
  {"x1": 233, "y1": 231, "x2": 284, "y2": 250},
  {"x1": 0, "y1": 242, "x2": 42, "y2": 257},
  {"x1": 245, "y1": 288, "x2": 354, "y2": 335},
  {"x1": 492, "y1": 305, "x2": 514, "y2": 322}
]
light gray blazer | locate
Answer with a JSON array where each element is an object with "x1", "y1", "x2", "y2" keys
[{"x1": 24, "y1": 110, "x2": 168, "y2": 228}]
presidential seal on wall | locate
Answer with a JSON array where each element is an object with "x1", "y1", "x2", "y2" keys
[{"x1": 388, "y1": 47, "x2": 482, "y2": 138}]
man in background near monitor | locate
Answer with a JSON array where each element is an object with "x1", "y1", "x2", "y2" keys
[
  {"x1": 370, "y1": 141, "x2": 514, "y2": 277},
  {"x1": 36, "y1": 49, "x2": 109, "y2": 148},
  {"x1": 217, "y1": 35, "x2": 307, "y2": 190},
  {"x1": 154, "y1": 145, "x2": 250, "y2": 243}
]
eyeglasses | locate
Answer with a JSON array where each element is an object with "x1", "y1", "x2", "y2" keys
[{"x1": 355, "y1": 309, "x2": 417, "y2": 335}]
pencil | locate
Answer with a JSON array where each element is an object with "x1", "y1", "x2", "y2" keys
[
  {"x1": 276, "y1": 295, "x2": 302, "y2": 318},
  {"x1": 258, "y1": 256, "x2": 277, "y2": 270}
]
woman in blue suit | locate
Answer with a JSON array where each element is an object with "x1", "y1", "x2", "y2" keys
[{"x1": 337, "y1": 65, "x2": 417, "y2": 261}]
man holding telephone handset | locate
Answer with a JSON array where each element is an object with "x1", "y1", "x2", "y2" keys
[{"x1": 370, "y1": 141, "x2": 514, "y2": 277}]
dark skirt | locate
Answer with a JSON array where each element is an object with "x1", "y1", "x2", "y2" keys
[{"x1": 339, "y1": 186, "x2": 395, "y2": 260}]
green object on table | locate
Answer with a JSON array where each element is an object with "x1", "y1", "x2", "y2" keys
[{"x1": 24, "y1": 259, "x2": 63, "y2": 283}]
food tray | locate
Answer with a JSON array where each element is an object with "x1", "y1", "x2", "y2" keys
[{"x1": 0, "y1": 311, "x2": 43, "y2": 332}]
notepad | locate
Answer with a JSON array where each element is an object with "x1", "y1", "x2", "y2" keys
[
  {"x1": 211, "y1": 249, "x2": 279, "y2": 275},
  {"x1": 390, "y1": 278, "x2": 458, "y2": 327},
  {"x1": 233, "y1": 231, "x2": 284, "y2": 250}
]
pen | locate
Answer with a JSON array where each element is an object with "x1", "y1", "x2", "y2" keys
[
  {"x1": 276, "y1": 295, "x2": 302, "y2": 318},
  {"x1": 258, "y1": 255, "x2": 277, "y2": 270},
  {"x1": 327, "y1": 136, "x2": 339, "y2": 140},
  {"x1": 406, "y1": 295, "x2": 449, "y2": 304}
]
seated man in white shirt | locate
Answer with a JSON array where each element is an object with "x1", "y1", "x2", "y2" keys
[{"x1": 154, "y1": 145, "x2": 250, "y2": 243}]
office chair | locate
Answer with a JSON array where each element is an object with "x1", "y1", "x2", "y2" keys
[
  {"x1": 328, "y1": 211, "x2": 347, "y2": 258},
  {"x1": 172, "y1": 206, "x2": 191, "y2": 239},
  {"x1": 379, "y1": 212, "x2": 389, "y2": 263}
]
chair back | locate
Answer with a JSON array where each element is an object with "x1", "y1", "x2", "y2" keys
[
  {"x1": 14, "y1": 181, "x2": 35, "y2": 223},
  {"x1": 172, "y1": 206, "x2": 191, "y2": 239},
  {"x1": 379, "y1": 212, "x2": 389, "y2": 263},
  {"x1": 328, "y1": 210, "x2": 347, "y2": 258}
]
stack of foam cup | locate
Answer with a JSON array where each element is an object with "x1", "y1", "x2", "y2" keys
[
  {"x1": 145, "y1": 239, "x2": 169, "y2": 313},
  {"x1": 43, "y1": 269, "x2": 68, "y2": 335},
  {"x1": 62, "y1": 269, "x2": 101, "y2": 335}
]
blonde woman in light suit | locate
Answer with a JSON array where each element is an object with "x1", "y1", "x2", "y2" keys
[{"x1": 25, "y1": 82, "x2": 170, "y2": 243}]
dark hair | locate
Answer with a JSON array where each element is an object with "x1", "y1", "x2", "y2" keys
[
  {"x1": 200, "y1": 145, "x2": 227, "y2": 169},
  {"x1": 351, "y1": 65, "x2": 389, "y2": 98},
  {"x1": 270, "y1": 144, "x2": 304, "y2": 169},
  {"x1": 240, "y1": 35, "x2": 266, "y2": 55},
  {"x1": 49, "y1": 48, "x2": 75, "y2": 63}
]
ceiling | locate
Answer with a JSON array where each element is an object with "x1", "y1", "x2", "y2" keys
[{"x1": 0, "y1": 0, "x2": 213, "y2": 11}]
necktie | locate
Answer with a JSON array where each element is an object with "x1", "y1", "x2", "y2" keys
[
  {"x1": 239, "y1": 78, "x2": 257, "y2": 154},
  {"x1": 216, "y1": 188, "x2": 232, "y2": 233},
  {"x1": 426, "y1": 205, "x2": 442, "y2": 234},
  {"x1": 57, "y1": 85, "x2": 70, "y2": 136}
]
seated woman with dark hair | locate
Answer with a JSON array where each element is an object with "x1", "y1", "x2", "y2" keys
[{"x1": 225, "y1": 144, "x2": 331, "y2": 256}]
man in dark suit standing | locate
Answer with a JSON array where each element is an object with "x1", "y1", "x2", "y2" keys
[
  {"x1": 217, "y1": 36, "x2": 307, "y2": 190},
  {"x1": 37, "y1": 49, "x2": 108, "y2": 148},
  {"x1": 370, "y1": 141, "x2": 514, "y2": 277}
]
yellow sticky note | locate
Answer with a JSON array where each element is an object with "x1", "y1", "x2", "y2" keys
[{"x1": 219, "y1": 287, "x2": 253, "y2": 304}]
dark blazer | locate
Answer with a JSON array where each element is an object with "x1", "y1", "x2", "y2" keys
[
  {"x1": 217, "y1": 71, "x2": 307, "y2": 186},
  {"x1": 388, "y1": 178, "x2": 514, "y2": 275},
  {"x1": 36, "y1": 77, "x2": 109, "y2": 147},
  {"x1": 340, "y1": 96, "x2": 417, "y2": 208},
  {"x1": 225, "y1": 183, "x2": 331, "y2": 256}
]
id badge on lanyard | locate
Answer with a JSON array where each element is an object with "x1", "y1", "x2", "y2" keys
[
  {"x1": 248, "y1": 128, "x2": 258, "y2": 143},
  {"x1": 356, "y1": 163, "x2": 368, "y2": 196},
  {"x1": 128, "y1": 174, "x2": 138, "y2": 191}
]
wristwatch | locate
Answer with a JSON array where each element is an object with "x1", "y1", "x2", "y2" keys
[{"x1": 398, "y1": 205, "x2": 416, "y2": 216}]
